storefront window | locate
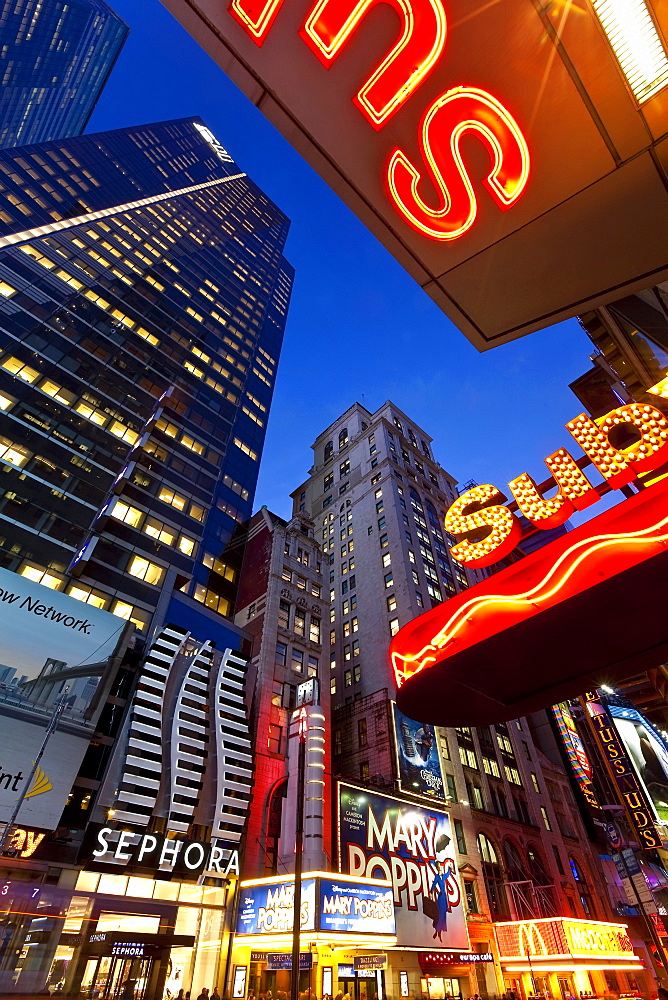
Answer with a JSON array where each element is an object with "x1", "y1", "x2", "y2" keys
[
  {"x1": 0, "y1": 875, "x2": 232, "y2": 998},
  {"x1": 477, "y1": 833, "x2": 509, "y2": 917}
]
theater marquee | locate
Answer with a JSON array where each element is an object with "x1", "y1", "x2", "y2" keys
[{"x1": 161, "y1": 0, "x2": 668, "y2": 348}]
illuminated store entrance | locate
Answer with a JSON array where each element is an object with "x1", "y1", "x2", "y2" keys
[
  {"x1": 338, "y1": 967, "x2": 382, "y2": 1000},
  {"x1": 80, "y1": 932, "x2": 196, "y2": 1000},
  {"x1": 81, "y1": 953, "x2": 153, "y2": 1000}
]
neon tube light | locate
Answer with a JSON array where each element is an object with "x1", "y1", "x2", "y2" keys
[
  {"x1": 300, "y1": 0, "x2": 447, "y2": 128},
  {"x1": 591, "y1": 0, "x2": 668, "y2": 103},
  {"x1": 392, "y1": 504, "x2": 668, "y2": 686}
]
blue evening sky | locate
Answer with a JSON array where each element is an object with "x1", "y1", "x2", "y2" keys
[{"x1": 88, "y1": 1, "x2": 602, "y2": 523}]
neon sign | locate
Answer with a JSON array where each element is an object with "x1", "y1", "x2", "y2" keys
[
  {"x1": 228, "y1": 0, "x2": 529, "y2": 237},
  {"x1": 584, "y1": 694, "x2": 663, "y2": 849},
  {"x1": 391, "y1": 473, "x2": 668, "y2": 725},
  {"x1": 445, "y1": 402, "x2": 668, "y2": 568},
  {"x1": 495, "y1": 917, "x2": 639, "y2": 965}
]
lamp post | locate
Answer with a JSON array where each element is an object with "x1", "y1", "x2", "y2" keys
[{"x1": 291, "y1": 708, "x2": 308, "y2": 1000}]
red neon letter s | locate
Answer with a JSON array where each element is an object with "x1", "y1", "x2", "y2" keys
[
  {"x1": 386, "y1": 87, "x2": 530, "y2": 240},
  {"x1": 300, "y1": 0, "x2": 447, "y2": 129},
  {"x1": 229, "y1": 0, "x2": 284, "y2": 43}
]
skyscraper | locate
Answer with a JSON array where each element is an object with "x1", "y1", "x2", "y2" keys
[
  {"x1": 571, "y1": 283, "x2": 668, "y2": 415},
  {"x1": 0, "y1": 117, "x2": 293, "y2": 639},
  {"x1": 0, "y1": 0, "x2": 128, "y2": 149},
  {"x1": 285, "y1": 401, "x2": 654, "y2": 1000},
  {"x1": 291, "y1": 401, "x2": 478, "y2": 729}
]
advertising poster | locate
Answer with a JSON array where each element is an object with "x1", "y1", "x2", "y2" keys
[
  {"x1": 552, "y1": 702, "x2": 600, "y2": 812},
  {"x1": 392, "y1": 703, "x2": 444, "y2": 799},
  {"x1": 236, "y1": 878, "x2": 316, "y2": 935},
  {"x1": 608, "y1": 702, "x2": 668, "y2": 824},
  {"x1": 319, "y1": 878, "x2": 394, "y2": 936},
  {"x1": 0, "y1": 566, "x2": 128, "y2": 829},
  {"x1": 338, "y1": 784, "x2": 469, "y2": 949}
]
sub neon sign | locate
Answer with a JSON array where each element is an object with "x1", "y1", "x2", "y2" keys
[
  {"x1": 444, "y1": 402, "x2": 668, "y2": 568},
  {"x1": 228, "y1": 0, "x2": 530, "y2": 240}
]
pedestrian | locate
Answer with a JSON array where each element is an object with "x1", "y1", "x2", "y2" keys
[
  {"x1": 212, "y1": 989, "x2": 221, "y2": 1000},
  {"x1": 177, "y1": 991, "x2": 185, "y2": 1000},
  {"x1": 197, "y1": 989, "x2": 210, "y2": 1000}
]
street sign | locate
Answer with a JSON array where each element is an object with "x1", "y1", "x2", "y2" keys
[{"x1": 354, "y1": 955, "x2": 387, "y2": 970}]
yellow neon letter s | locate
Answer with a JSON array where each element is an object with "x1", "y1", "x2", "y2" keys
[{"x1": 444, "y1": 483, "x2": 522, "y2": 568}]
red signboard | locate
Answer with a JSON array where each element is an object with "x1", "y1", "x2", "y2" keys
[
  {"x1": 163, "y1": 0, "x2": 668, "y2": 349},
  {"x1": 392, "y1": 475, "x2": 668, "y2": 725}
]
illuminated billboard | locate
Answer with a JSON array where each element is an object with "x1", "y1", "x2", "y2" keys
[
  {"x1": 392, "y1": 703, "x2": 444, "y2": 799},
  {"x1": 338, "y1": 783, "x2": 468, "y2": 949},
  {"x1": 235, "y1": 873, "x2": 395, "y2": 937},
  {"x1": 552, "y1": 702, "x2": 600, "y2": 812},
  {"x1": 0, "y1": 567, "x2": 128, "y2": 830},
  {"x1": 162, "y1": 0, "x2": 668, "y2": 349},
  {"x1": 608, "y1": 701, "x2": 668, "y2": 826},
  {"x1": 392, "y1": 401, "x2": 668, "y2": 725},
  {"x1": 237, "y1": 877, "x2": 317, "y2": 934},
  {"x1": 495, "y1": 916, "x2": 641, "y2": 968},
  {"x1": 585, "y1": 694, "x2": 662, "y2": 849}
]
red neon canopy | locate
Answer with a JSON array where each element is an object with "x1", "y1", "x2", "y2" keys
[{"x1": 392, "y1": 478, "x2": 668, "y2": 726}]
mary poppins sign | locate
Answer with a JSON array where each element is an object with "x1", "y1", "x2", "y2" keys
[{"x1": 162, "y1": 0, "x2": 668, "y2": 349}]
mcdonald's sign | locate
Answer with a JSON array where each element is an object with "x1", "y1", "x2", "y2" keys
[{"x1": 495, "y1": 917, "x2": 640, "y2": 967}]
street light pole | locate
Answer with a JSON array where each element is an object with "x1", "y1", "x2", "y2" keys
[
  {"x1": 291, "y1": 709, "x2": 308, "y2": 1000},
  {"x1": 0, "y1": 689, "x2": 71, "y2": 852}
]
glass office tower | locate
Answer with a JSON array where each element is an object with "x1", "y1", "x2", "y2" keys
[
  {"x1": 0, "y1": 117, "x2": 293, "y2": 635},
  {"x1": 0, "y1": 0, "x2": 128, "y2": 149}
]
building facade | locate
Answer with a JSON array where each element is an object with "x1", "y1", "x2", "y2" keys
[
  {"x1": 571, "y1": 283, "x2": 668, "y2": 416},
  {"x1": 286, "y1": 401, "x2": 656, "y2": 1000},
  {"x1": 0, "y1": 117, "x2": 294, "y2": 1000},
  {"x1": 0, "y1": 117, "x2": 293, "y2": 639},
  {"x1": 0, "y1": 0, "x2": 128, "y2": 149},
  {"x1": 232, "y1": 507, "x2": 332, "y2": 881}
]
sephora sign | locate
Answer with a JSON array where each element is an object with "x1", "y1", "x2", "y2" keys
[{"x1": 162, "y1": 0, "x2": 668, "y2": 349}]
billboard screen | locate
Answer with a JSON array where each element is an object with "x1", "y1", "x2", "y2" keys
[
  {"x1": 608, "y1": 702, "x2": 668, "y2": 826},
  {"x1": 237, "y1": 878, "x2": 317, "y2": 934},
  {"x1": 552, "y1": 702, "x2": 600, "y2": 812},
  {"x1": 236, "y1": 875, "x2": 395, "y2": 936},
  {"x1": 392, "y1": 704, "x2": 444, "y2": 799},
  {"x1": 319, "y1": 877, "x2": 394, "y2": 935},
  {"x1": 163, "y1": 0, "x2": 668, "y2": 350},
  {"x1": 0, "y1": 567, "x2": 128, "y2": 830},
  {"x1": 338, "y1": 783, "x2": 468, "y2": 949}
]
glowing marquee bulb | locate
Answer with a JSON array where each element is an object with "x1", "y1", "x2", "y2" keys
[
  {"x1": 443, "y1": 483, "x2": 522, "y2": 567},
  {"x1": 509, "y1": 449, "x2": 598, "y2": 528},
  {"x1": 567, "y1": 403, "x2": 668, "y2": 488}
]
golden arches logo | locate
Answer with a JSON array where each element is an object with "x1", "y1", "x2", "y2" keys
[
  {"x1": 24, "y1": 765, "x2": 53, "y2": 800},
  {"x1": 517, "y1": 923, "x2": 548, "y2": 956}
]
